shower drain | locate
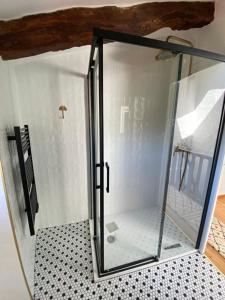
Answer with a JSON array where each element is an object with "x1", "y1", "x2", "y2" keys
[{"x1": 164, "y1": 243, "x2": 182, "y2": 250}]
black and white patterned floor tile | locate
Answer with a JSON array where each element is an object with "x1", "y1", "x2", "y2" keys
[{"x1": 34, "y1": 220, "x2": 225, "y2": 300}]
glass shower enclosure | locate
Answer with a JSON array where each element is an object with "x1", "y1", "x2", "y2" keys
[{"x1": 88, "y1": 28, "x2": 225, "y2": 276}]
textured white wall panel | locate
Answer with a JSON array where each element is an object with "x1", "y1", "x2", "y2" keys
[
  {"x1": 8, "y1": 47, "x2": 90, "y2": 228},
  {"x1": 103, "y1": 42, "x2": 175, "y2": 215}
]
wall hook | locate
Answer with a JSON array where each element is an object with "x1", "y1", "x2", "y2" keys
[{"x1": 59, "y1": 105, "x2": 67, "y2": 119}]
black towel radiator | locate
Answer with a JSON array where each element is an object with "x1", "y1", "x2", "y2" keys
[{"x1": 8, "y1": 125, "x2": 39, "y2": 236}]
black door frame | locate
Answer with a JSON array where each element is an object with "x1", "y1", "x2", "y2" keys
[{"x1": 87, "y1": 28, "x2": 225, "y2": 276}]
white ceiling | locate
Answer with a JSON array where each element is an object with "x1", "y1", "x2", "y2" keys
[{"x1": 0, "y1": 0, "x2": 212, "y2": 20}]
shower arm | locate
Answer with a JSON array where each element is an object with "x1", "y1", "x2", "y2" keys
[
  {"x1": 173, "y1": 145, "x2": 191, "y2": 155},
  {"x1": 166, "y1": 36, "x2": 193, "y2": 76}
]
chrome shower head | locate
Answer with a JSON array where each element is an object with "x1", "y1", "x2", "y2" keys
[
  {"x1": 155, "y1": 50, "x2": 177, "y2": 61},
  {"x1": 155, "y1": 35, "x2": 193, "y2": 64}
]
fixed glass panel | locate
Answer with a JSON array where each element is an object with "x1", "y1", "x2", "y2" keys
[
  {"x1": 164, "y1": 54, "x2": 225, "y2": 257},
  {"x1": 93, "y1": 51, "x2": 102, "y2": 261},
  {"x1": 102, "y1": 41, "x2": 182, "y2": 270},
  {"x1": 88, "y1": 71, "x2": 94, "y2": 221}
]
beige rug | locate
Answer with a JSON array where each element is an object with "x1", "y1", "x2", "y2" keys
[{"x1": 208, "y1": 217, "x2": 225, "y2": 258}]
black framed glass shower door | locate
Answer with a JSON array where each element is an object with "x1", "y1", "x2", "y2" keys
[
  {"x1": 88, "y1": 28, "x2": 225, "y2": 276},
  {"x1": 89, "y1": 35, "x2": 182, "y2": 275}
]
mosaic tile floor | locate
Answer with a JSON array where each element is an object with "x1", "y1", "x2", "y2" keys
[
  {"x1": 34, "y1": 220, "x2": 225, "y2": 300},
  {"x1": 104, "y1": 207, "x2": 194, "y2": 269}
]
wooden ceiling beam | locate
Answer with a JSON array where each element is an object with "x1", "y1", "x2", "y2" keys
[{"x1": 0, "y1": 2, "x2": 214, "y2": 60}]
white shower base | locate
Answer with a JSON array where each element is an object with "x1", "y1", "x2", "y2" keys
[{"x1": 103, "y1": 206, "x2": 194, "y2": 270}]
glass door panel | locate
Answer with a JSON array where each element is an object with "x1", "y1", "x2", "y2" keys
[
  {"x1": 102, "y1": 42, "x2": 181, "y2": 270},
  {"x1": 164, "y1": 55, "x2": 225, "y2": 257},
  {"x1": 92, "y1": 50, "x2": 102, "y2": 265}
]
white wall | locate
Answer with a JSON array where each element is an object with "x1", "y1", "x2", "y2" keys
[
  {"x1": 7, "y1": 47, "x2": 91, "y2": 229},
  {"x1": 0, "y1": 163, "x2": 31, "y2": 300},
  {"x1": 0, "y1": 60, "x2": 35, "y2": 294}
]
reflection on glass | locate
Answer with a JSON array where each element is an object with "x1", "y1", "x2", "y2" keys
[
  {"x1": 103, "y1": 42, "x2": 182, "y2": 270},
  {"x1": 167, "y1": 57, "x2": 225, "y2": 247},
  {"x1": 177, "y1": 89, "x2": 224, "y2": 139}
]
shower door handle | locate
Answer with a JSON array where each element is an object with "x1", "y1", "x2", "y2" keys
[
  {"x1": 105, "y1": 162, "x2": 110, "y2": 193},
  {"x1": 96, "y1": 163, "x2": 101, "y2": 189}
]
